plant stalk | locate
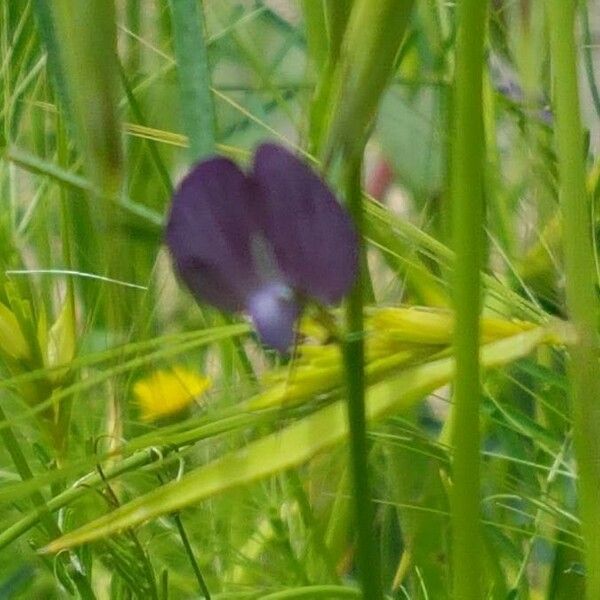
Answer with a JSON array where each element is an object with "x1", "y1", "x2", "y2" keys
[
  {"x1": 173, "y1": 513, "x2": 212, "y2": 599},
  {"x1": 546, "y1": 2, "x2": 600, "y2": 598},
  {"x1": 449, "y1": 0, "x2": 488, "y2": 598},
  {"x1": 342, "y1": 155, "x2": 382, "y2": 600},
  {"x1": 168, "y1": 0, "x2": 215, "y2": 162}
]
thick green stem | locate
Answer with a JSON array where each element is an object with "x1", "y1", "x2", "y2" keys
[
  {"x1": 168, "y1": 0, "x2": 216, "y2": 162},
  {"x1": 449, "y1": 0, "x2": 488, "y2": 598},
  {"x1": 546, "y1": 2, "x2": 600, "y2": 598},
  {"x1": 342, "y1": 156, "x2": 382, "y2": 600}
]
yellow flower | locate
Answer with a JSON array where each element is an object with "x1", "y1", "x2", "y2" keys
[{"x1": 134, "y1": 367, "x2": 211, "y2": 422}]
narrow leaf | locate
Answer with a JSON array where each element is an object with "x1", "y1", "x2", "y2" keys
[
  {"x1": 169, "y1": 0, "x2": 216, "y2": 161},
  {"x1": 44, "y1": 326, "x2": 548, "y2": 552}
]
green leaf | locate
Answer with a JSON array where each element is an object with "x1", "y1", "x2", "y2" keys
[
  {"x1": 318, "y1": 0, "x2": 417, "y2": 159},
  {"x1": 4, "y1": 146, "x2": 163, "y2": 229},
  {"x1": 376, "y1": 84, "x2": 445, "y2": 196},
  {"x1": 169, "y1": 0, "x2": 216, "y2": 162},
  {"x1": 50, "y1": 0, "x2": 122, "y2": 191},
  {"x1": 44, "y1": 326, "x2": 547, "y2": 552}
]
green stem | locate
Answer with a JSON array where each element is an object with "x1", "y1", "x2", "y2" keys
[
  {"x1": 118, "y1": 62, "x2": 173, "y2": 196},
  {"x1": 546, "y1": 2, "x2": 600, "y2": 599},
  {"x1": 580, "y1": 2, "x2": 600, "y2": 121},
  {"x1": 285, "y1": 470, "x2": 339, "y2": 582},
  {"x1": 449, "y1": 0, "x2": 488, "y2": 598},
  {"x1": 55, "y1": 112, "x2": 76, "y2": 464},
  {"x1": 100, "y1": 468, "x2": 159, "y2": 600},
  {"x1": 342, "y1": 156, "x2": 382, "y2": 600},
  {"x1": 168, "y1": 0, "x2": 256, "y2": 380},
  {"x1": 173, "y1": 513, "x2": 212, "y2": 599},
  {"x1": 168, "y1": 0, "x2": 216, "y2": 162},
  {"x1": 0, "y1": 448, "x2": 161, "y2": 550}
]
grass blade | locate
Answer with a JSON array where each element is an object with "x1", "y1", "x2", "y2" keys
[
  {"x1": 168, "y1": 0, "x2": 216, "y2": 161},
  {"x1": 43, "y1": 326, "x2": 547, "y2": 553},
  {"x1": 547, "y1": 2, "x2": 600, "y2": 598}
]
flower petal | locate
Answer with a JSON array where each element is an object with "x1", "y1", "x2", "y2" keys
[
  {"x1": 247, "y1": 282, "x2": 299, "y2": 352},
  {"x1": 251, "y1": 143, "x2": 358, "y2": 304},
  {"x1": 134, "y1": 367, "x2": 211, "y2": 422},
  {"x1": 166, "y1": 157, "x2": 262, "y2": 311}
]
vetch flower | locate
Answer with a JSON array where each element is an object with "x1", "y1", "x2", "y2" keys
[
  {"x1": 134, "y1": 366, "x2": 211, "y2": 422},
  {"x1": 166, "y1": 143, "x2": 358, "y2": 352}
]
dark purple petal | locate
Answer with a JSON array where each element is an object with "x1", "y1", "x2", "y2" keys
[
  {"x1": 246, "y1": 282, "x2": 299, "y2": 352},
  {"x1": 166, "y1": 144, "x2": 359, "y2": 353},
  {"x1": 251, "y1": 143, "x2": 358, "y2": 305},
  {"x1": 175, "y1": 256, "x2": 244, "y2": 312},
  {"x1": 166, "y1": 157, "x2": 262, "y2": 312}
]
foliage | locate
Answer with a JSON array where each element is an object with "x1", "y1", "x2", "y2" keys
[{"x1": 0, "y1": 0, "x2": 598, "y2": 598}]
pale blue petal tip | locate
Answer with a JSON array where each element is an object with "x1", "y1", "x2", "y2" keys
[{"x1": 247, "y1": 283, "x2": 299, "y2": 352}]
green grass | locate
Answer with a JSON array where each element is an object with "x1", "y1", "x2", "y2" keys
[{"x1": 0, "y1": 0, "x2": 599, "y2": 598}]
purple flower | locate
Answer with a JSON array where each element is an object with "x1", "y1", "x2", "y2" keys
[{"x1": 166, "y1": 143, "x2": 358, "y2": 352}]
